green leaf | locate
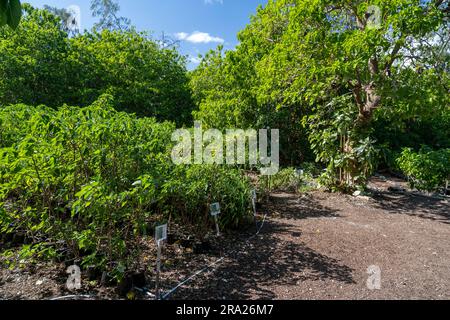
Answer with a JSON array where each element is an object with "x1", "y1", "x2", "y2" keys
[
  {"x1": 6, "y1": 0, "x2": 21, "y2": 29},
  {"x1": 0, "y1": 0, "x2": 8, "y2": 27}
]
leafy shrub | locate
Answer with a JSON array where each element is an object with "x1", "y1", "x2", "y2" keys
[
  {"x1": 397, "y1": 147, "x2": 450, "y2": 192},
  {"x1": 263, "y1": 166, "x2": 318, "y2": 193},
  {"x1": 307, "y1": 95, "x2": 380, "y2": 190},
  {"x1": 0, "y1": 5, "x2": 194, "y2": 125},
  {"x1": 160, "y1": 165, "x2": 252, "y2": 234},
  {"x1": 0, "y1": 96, "x2": 252, "y2": 281},
  {"x1": 374, "y1": 110, "x2": 450, "y2": 172},
  {"x1": 269, "y1": 168, "x2": 303, "y2": 192}
]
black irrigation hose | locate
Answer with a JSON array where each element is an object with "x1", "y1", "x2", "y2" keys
[{"x1": 160, "y1": 212, "x2": 268, "y2": 300}]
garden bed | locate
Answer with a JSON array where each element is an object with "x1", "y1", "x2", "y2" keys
[{"x1": 1, "y1": 176, "x2": 449, "y2": 300}]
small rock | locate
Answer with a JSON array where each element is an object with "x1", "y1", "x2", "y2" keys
[
  {"x1": 353, "y1": 191, "x2": 362, "y2": 197},
  {"x1": 35, "y1": 279, "x2": 44, "y2": 286}
]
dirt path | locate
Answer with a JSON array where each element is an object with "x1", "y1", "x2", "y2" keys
[
  {"x1": 1, "y1": 183, "x2": 449, "y2": 300},
  {"x1": 170, "y1": 190, "x2": 450, "y2": 300}
]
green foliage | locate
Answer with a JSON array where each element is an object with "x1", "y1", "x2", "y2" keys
[
  {"x1": 90, "y1": 0, "x2": 130, "y2": 31},
  {"x1": 397, "y1": 147, "x2": 450, "y2": 192},
  {"x1": 68, "y1": 29, "x2": 194, "y2": 124},
  {"x1": 306, "y1": 94, "x2": 379, "y2": 189},
  {"x1": 0, "y1": 5, "x2": 194, "y2": 124},
  {"x1": 261, "y1": 165, "x2": 318, "y2": 193},
  {"x1": 266, "y1": 168, "x2": 304, "y2": 193},
  {"x1": 161, "y1": 165, "x2": 252, "y2": 233},
  {"x1": 374, "y1": 102, "x2": 450, "y2": 169},
  {"x1": 0, "y1": 4, "x2": 70, "y2": 107},
  {"x1": 1, "y1": 0, "x2": 448, "y2": 279},
  {"x1": 191, "y1": 44, "x2": 312, "y2": 165},
  {"x1": 191, "y1": 0, "x2": 448, "y2": 188},
  {"x1": 0, "y1": 98, "x2": 252, "y2": 279},
  {"x1": 0, "y1": 0, "x2": 22, "y2": 29}
]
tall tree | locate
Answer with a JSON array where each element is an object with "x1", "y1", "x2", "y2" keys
[
  {"x1": 90, "y1": 0, "x2": 130, "y2": 31},
  {"x1": 68, "y1": 29, "x2": 194, "y2": 123},
  {"x1": 0, "y1": 4, "x2": 70, "y2": 107},
  {"x1": 43, "y1": 5, "x2": 80, "y2": 36},
  {"x1": 192, "y1": 0, "x2": 449, "y2": 188},
  {"x1": 0, "y1": 5, "x2": 194, "y2": 124}
]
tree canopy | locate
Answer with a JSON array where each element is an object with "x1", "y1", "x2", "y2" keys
[
  {"x1": 0, "y1": 5, "x2": 194, "y2": 124},
  {"x1": 90, "y1": 0, "x2": 130, "y2": 31},
  {"x1": 191, "y1": 0, "x2": 450, "y2": 188},
  {"x1": 0, "y1": 0, "x2": 448, "y2": 189}
]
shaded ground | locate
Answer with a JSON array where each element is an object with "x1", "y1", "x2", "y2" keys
[
  {"x1": 168, "y1": 188, "x2": 449, "y2": 300},
  {"x1": 1, "y1": 176, "x2": 449, "y2": 300}
]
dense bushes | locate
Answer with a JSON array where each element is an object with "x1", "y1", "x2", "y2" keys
[
  {"x1": 1, "y1": 0, "x2": 448, "y2": 285},
  {"x1": 0, "y1": 5, "x2": 70, "y2": 108},
  {"x1": 0, "y1": 97, "x2": 252, "y2": 281},
  {"x1": 397, "y1": 147, "x2": 450, "y2": 192},
  {"x1": 161, "y1": 165, "x2": 252, "y2": 232},
  {"x1": 263, "y1": 166, "x2": 318, "y2": 193},
  {"x1": 190, "y1": 0, "x2": 449, "y2": 189},
  {"x1": 0, "y1": 5, "x2": 194, "y2": 124},
  {"x1": 68, "y1": 30, "x2": 194, "y2": 123}
]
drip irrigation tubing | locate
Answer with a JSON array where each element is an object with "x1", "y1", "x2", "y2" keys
[{"x1": 160, "y1": 212, "x2": 268, "y2": 300}]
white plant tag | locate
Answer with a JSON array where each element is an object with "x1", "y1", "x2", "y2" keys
[{"x1": 210, "y1": 203, "x2": 221, "y2": 216}]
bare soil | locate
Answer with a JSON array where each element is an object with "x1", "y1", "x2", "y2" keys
[{"x1": 1, "y1": 176, "x2": 449, "y2": 300}]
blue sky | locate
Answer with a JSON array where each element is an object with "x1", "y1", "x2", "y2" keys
[{"x1": 25, "y1": 0, "x2": 266, "y2": 69}]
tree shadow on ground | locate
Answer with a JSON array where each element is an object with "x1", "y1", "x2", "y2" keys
[
  {"x1": 371, "y1": 191, "x2": 450, "y2": 224},
  {"x1": 166, "y1": 197, "x2": 354, "y2": 300},
  {"x1": 264, "y1": 192, "x2": 342, "y2": 221}
]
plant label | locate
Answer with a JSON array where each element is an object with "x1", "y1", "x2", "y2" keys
[
  {"x1": 210, "y1": 203, "x2": 221, "y2": 216},
  {"x1": 155, "y1": 224, "x2": 167, "y2": 245},
  {"x1": 154, "y1": 224, "x2": 167, "y2": 300},
  {"x1": 251, "y1": 190, "x2": 258, "y2": 216}
]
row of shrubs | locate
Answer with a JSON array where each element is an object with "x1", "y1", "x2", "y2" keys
[
  {"x1": 0, "y1": 96, "x2": 252, "y2": 281},
  {"x1": 396, "y1": 147, "x2": 450, "y2": 192},
  {"x1": 265, "y1": 149, "x2": 449, "y2": 194},
  {"x1": 0, "y1": 96, "x2": 447, "y2": 282}
]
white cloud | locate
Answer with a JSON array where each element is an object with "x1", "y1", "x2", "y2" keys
[
  {"x1": 175, "y1": 32, "x2": 189, "y2": 40},
  {"x1": 204, "y1": 0, "x2": 223, "y2": 4},
  {"x1": 175, "y1": 31, "x2": 224, "y2": 44}
]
